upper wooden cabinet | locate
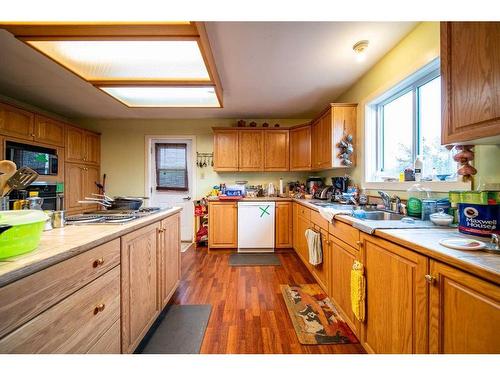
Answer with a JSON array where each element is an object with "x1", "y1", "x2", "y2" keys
[
  {"x1": 360, "y1": 234, "x2": 428, "y2": 354},
  {"x1": 264, "y1": 130, "x2": 289, "y2": 171},
  {"x1": 428, "y1": 260, "x2": 500, "y2": 354},
  {"x1": 311, "y1": 103, "x2": 357, "y2": 170},
  {"x1": 441, "y1": 22, "x2": 500, "y2": 144},
  {"x1": 0, "y1": 102, "x2": 34, "y2": 141},
  {"x1": 238, "y1": 129, "x2": 264, "y2": 171},
  {"x1": 66, "y1": 125, "x2": 100, "y2": 165},
  {"x1": 34, "y1": 115, "x2": 65, "y2": 147},
  {"x1": 213, "y1": 129, "x2": 239, "y2": 171},
  {"x1": 289, "y1": 125, "x2": 311, "y2": 171}
]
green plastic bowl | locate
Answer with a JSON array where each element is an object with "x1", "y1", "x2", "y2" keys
[{"x1": 0, "y1": 210, "x2": 48, "y2": 260}]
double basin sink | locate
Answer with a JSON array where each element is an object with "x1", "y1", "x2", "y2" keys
[{"x1": 311, "y1": 202, "x2": 406, "y2": 221}]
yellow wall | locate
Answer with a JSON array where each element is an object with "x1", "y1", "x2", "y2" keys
[
  {"x1": 77, "y1": 118, "x2": 312, "y2": 198},
  {"x1": 321, "y1": 21, "x2": 499, "y2": 195}
]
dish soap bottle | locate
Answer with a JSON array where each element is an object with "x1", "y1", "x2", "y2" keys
[
  {"x1": 414, "y1": 155, "x2": 424, "y2": 182},
  {"x1": 407, "y1": 184, "x2": 424, "y2": 218}
]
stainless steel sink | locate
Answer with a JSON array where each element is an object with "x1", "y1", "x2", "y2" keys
[
  {"x1": 360, "y1": 211, "x2": 406, "y2": 221},
  {"x1": 311, "y1": 202, "x2": 354, "y2": 210}
]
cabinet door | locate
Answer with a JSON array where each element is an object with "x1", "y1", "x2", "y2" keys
[
  {"x1": 208, "y1": 202, "x2": 238, "y2": 248},
  {"x1": 159, "y1": 214, "x2": 181, "y2": 308},
  {"x1": 429, "y1": 260, "x2": 500, "y2": 354},
  {"x1": 238, "y1": 130, "x2": 264, "y2": 171},
  {"x1": 309, "y1": 227, "x2": 329, "y2": 293},
  {"x1": 85, "y1": 165, "x2": 100, "y2": 211},
  {"x1": 332, "y1": 105, "x2": 357, "y2": 168},
  {"x1": 317, "y1": 111, "x2": 332, "y2": 169},
  {"x1": 311, "y1": 120, "x2": 320, "y2": 169},
  {"x1": 289, "y1": 125, "x2": 311, "y2": 171},
  {"x1": 264, "y1": 130, "x2": 289, "y2": 171},
  {"x1": 213, "y1": 130, "x2": 239, "y2": 171},
  {"x1": 360, "y1": 234, "x2": 428, "y2": 353},
  {"x1": 292, "y1": 203, "x2": 299, "y2": 250},
  {"x1": 64, "y1": 163, "x2": 85, "y2": 213},
  {"x1": 65, "y1": 126, "x2": 85, "y2": 163},
  {"x1": 0, "y1": 102, "x2": 34, "y2": 141},
  {"x1": 121, "y1": 223, "x2": 160, "y2": 353},
  {"x1": 275, "y1": 202, "x2": 292, "y2": 248},
  {"x1": 330, "y1": 237, "x2": 360, "y2": 336},
  {"x1": 296, "y1": 215, "x2": 311, "y2": 265},
  {"x1": 34, "y1": 115, "x2": 65, "y2": 147},
  {"x1": 84, "y1": 131, "x2": 100, "y2": 165},
  {"x1": 441, "y1": 22, "x2": 500, "y2": 143}
]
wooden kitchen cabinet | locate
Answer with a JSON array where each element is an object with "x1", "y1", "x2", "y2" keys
[
  {"x1": 329, "y1": 237, "x2": 360, "y2": 336},
  {"x1": 264, "y1": 130, "x2": 289, "y2": 171},
  {"x1": 441, "y1": 22, "x2": 500, "y2": 144},
  {"x1": 295, "y1": 213, "x2": 311, "y2": 266},
  {"x1": 65, "y1": 163, "x2": 100, "y2": 214},
  {"x1": 208, "y1": 202, "x2": 238, "y2": 248},
  {"x1": 238, "y1": 129, "x2": 264, "y2": 171},
  {"x1": 84, "y1": 131, "x2": 100, "y2": 165},
  {"x1": 309, "y1": 226, "x2": 330, "y2": 293},
  {"x1": 213, "y1": 129, "x2": 239, "y2": 171},
  {"x1": 360, "y1": 234, "x2": 428, "y2": 353},
  {"x1": 66, "y1": 125, "x2": 100, "y2": 164},
  {"x1": 332, "y1": 105, "x2": 357, "y2": 167},
  {"x1": 158, "y1": 214, "x2": 181, "y2": 308},
  {"x1": 275, "y1": 201, "x2": 293, "y2": 248},
  {"x1": 0, "y1": 102, "x2": 34, "y2": 141},
  {"x1": 34, "y1": 115, "x2": 65, "y2": 147},
  {"x1": 121, "y1": 223, "x2": 160, "y2": 354},
  {"x1": 289, "y1": 124, "x2": 311, "y2": 171},
  {"x1": 428, "y1": 260, "x2": 500, "y2": 354}
]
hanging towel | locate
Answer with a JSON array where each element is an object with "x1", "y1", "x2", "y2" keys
[
  {"x1": 305, "y1": 229, "x2": 322, "y2": 266},
  {"x1": 318, "y1": 206, "x2": 353, "y2": 222},
  {"x1": 351, "y1": 260, "x2": 366, "y2": 322}
]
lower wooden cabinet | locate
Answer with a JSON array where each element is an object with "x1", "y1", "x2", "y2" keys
[
  {"x1": 208, "y1": 202, "x2": 238, "y2": 248},
  {"x1": 429, "y1": 260, "x2": 500, "y2": 354},
  {"x1": 329, "y1": 236, "x2": 360, "y2": 336},
  {"x1": 360, "y1": 234, "x2": 428, "y2": 354},
  {"x1": 309, "y1": 226, "x2": 330, "y2": 293},
  {"x1": 65, "y1": 163, "x2": 100, "y2": 214},
  {"x1": 158, "y1": 214, "x2": 181, "y2": 308},
  {"x1": 121, "y1": 222, "x2": 160, "y2": 354},
  {"x1": 295, "y1": 213, "x2": 311, "y2": 264},
  {"x1": 275, "y1": 202, "x2": 293, "y2": 248}
]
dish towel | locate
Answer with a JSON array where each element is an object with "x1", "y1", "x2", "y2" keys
[
  {"x1": 351, "y1": 260, "x2": 366, "y2": 322},
  {"x1": 318, "y1": 206, "x2": 353, "y2": 222},
  {"x1": 305, "y1": 229, "x2": 322, "y2": 266}
]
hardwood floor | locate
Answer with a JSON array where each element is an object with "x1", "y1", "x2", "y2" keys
[{"x1": 171, "y1": 247, "x2": 366, "y2": 354}]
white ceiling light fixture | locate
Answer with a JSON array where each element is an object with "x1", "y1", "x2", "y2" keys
[
  {"x1": 353, "y1": 40, "x2": 369, "y2": 62},
  {"x1": 0, "y1": 22, "x2": 223, "y2": 108}
]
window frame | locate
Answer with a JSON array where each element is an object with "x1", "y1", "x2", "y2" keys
[{"x1": 154, "y1": 142, "x2": 189, "y2": 192}]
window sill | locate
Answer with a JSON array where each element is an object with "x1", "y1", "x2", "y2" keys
[{"x1": 363, "y1": 180, "x2": 471, "y2": 193}]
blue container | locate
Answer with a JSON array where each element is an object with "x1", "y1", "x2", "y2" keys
[{"x1": 457, "y1": 203, "x2": 499, "y2": 237}]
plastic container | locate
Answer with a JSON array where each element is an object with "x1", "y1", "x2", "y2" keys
[
  {"x1": 407, "y1": 184, "x2": 430, "y2": 218},
  {"x1": 430, "y1": 209, "x2": 454, "y2": 226},
  {"x1": 414, "y1": 155, "x2": 423, "y2": 182},
  {"x1": 0, "y1": 210, "x2": 48, "y2": 259},
  {"x1": 457, "y1": 203, "x2": 499, "y2": 237},
  {"x1": 421, "y1": 199, "x2": 437, "y2": 221}
]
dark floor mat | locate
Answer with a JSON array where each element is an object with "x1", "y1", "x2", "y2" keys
[
  {"x1": 229, "y1": 253, "x2": 281, "y2": 266},
  {"x1": 140, "y1": 304, "x2": 212, "y2": 354}
]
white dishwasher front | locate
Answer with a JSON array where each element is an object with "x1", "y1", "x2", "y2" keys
[{"x1": 237, "y1": 201, "x2": 275, "y2": 253}]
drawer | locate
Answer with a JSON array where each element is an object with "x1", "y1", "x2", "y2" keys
[
  {"x1": 87, "y1": 319, "x2": 121, "y2": 354},
  {"x1": 0, "y1": 238, "x2": 120, "y2": 338},
  {"x1": 297, "y1": 204, "x2": 311, "y2": 220},
  {"x1": 329, "y1": 220, "x2": 360, "y2": 250},
  {"x1": 310, "y1": 210, "x2": 329, "y2": 231},
  {"x1": 0, "y1": 266, "x2": 120, "y2": 353}
]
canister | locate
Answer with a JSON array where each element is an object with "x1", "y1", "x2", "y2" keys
[{"x1": 421, "y1": 199, "x2": 437, "y2": 221}]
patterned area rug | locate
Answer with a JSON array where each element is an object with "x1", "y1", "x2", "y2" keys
[{"x1": 281, "y1": 284, "x2": 358, "y2": 345}]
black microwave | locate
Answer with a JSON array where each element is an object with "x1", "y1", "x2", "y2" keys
[{"x1": 5, "y1": 141, "x2": 59, "y2": 175}]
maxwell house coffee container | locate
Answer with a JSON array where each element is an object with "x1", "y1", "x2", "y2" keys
[{"x1": 457, "y1": 203, "x2": 499, "y2": 237}]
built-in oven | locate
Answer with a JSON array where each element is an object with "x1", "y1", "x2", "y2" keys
[
  {"x1": 5, "y1": 141, "x2": 59, "y2": 176},
  {"x1": 8, "y1": 182, "x2": 64, "y2": 211}
]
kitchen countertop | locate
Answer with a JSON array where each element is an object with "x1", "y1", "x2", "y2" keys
[
  {"x1": 208, "y1": 196, "x2": 293, "y2": 202},
  {"x1": 0, "y1": 207, "x2": 182, "y2": 287},
  {"x1": 292, "y1": 198, "x2": 500, "y2": 284}
]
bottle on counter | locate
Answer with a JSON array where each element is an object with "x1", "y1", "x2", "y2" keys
[
  {"x1": 414, "y1": 155, "x2": 423, "y2": 182},
  {"x1": 407, "y1": 184, "x2": 430, "y2": 218}
]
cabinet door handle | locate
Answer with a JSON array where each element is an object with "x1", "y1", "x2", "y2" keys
[
  {"x1": 92, "y1": 258, "x2": 104, "y2": 268},
  {"x1": 425, "y1": 274, "x2": 437, "y2": 284},
  {"x1": 356, "y1": 240, "x2": 362, "y2": 247},
  {"x1": 93, "y1": 303, "x2": 105, "y2": 315}
]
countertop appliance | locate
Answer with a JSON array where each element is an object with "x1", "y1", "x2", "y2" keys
[
  {"x1": 237, "y1": 201, "x2": 275, "y2": 253},
  {"x1": 306, "y1": 177, "x2": 324, "y2": 194},
  {"x1": 332, "y1": 176, "x2": 349, "y2": 197},
  {"x1": 313, "y1": 185, "x2": 333, "y2": 200},
  {"x1": 6, "y1": 141, "x2": 58, "y2": 176}
]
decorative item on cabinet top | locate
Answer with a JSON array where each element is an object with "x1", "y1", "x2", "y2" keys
[
  {"x1": 196, "y1": 152, "x2": 213, "y2": 168},
  {"x1": 235, "y1": 120, "x2": 280, "y2": 128}
]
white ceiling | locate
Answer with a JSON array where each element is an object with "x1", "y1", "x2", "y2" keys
[{"x1": 0, "y1": 22, "x2": 417, "y2": 120}]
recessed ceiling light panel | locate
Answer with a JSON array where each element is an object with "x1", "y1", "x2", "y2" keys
[
  {"x1": 100, "y1": 86, "x2": 220, "y2": 107},
  {"x1": 28, "y1": 40, "x2": 210, "y2": 81}
]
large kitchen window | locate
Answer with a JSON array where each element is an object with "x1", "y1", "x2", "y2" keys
[
  {"x1": 366, "y1": 59, "x2": 455, "y2": 183},
  {"x1": 155, "y1": 143, "x2": 189, "y2": 191}
]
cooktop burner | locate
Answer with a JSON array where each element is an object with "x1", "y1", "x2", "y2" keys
[{"x1": 66, "y1": 207, "x2": 163, "y2": 225}]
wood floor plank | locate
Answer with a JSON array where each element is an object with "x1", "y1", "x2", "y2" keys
[{"x1": 172, "y1": 247, "x2": 366, "y2": 354}]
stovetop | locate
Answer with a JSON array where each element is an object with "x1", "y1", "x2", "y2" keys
[{"x1": 66, "y1": 207, "x2": 162, "y2": 225}]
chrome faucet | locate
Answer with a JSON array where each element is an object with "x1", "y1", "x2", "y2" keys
[{"x1": 378, "y1": 191, "x2": 391, "y2": 210}]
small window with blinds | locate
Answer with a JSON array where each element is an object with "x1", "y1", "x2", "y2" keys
[{"x1": 155, "y1": 143, "x2": 188, "y2": 191}]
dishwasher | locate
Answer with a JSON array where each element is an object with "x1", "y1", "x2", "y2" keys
[{"x1": 237, "y1": 201, "x2": 275, "y2": 253}]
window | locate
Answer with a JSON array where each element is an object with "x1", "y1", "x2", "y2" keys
[
  {"x1": 155, "y1": 143, "x2": 188, "y2": 191},
  {"x1": 368, "y1": 60, "x2": 455, "y2": 182}
]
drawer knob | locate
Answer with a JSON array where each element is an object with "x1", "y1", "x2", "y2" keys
[
  {"x1": 356, "y1": 240, "x2": 362, "y2": 247},
  {"x1": 92, "y1": 258, "x2": 104, "y2": 268},
  {"x1": 94, "y1": 303, "x2": 105, "y2": 315},
  {"x1": 425, "y1": 274, "x2": 437, "y2": 284}
]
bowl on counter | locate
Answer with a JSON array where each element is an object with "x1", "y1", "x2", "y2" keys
[
  {"x1": 430, "y1": 209, "x2": 454, "y2": 226},
  {"x1": 0, "y1": 210, "x2": 48, "y2": 259}
]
